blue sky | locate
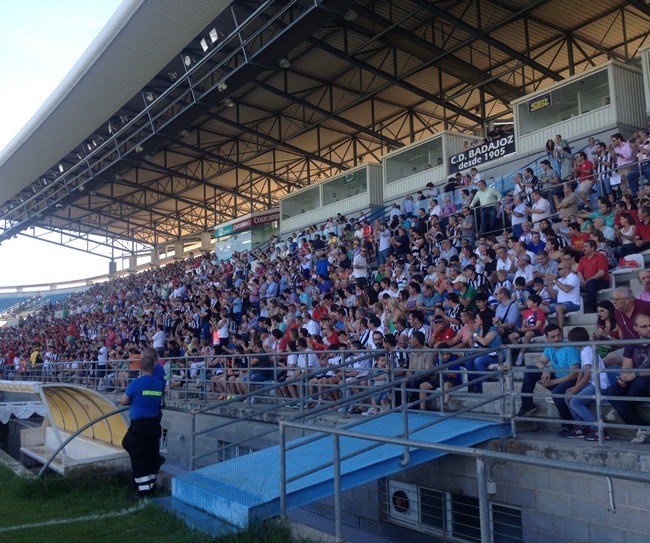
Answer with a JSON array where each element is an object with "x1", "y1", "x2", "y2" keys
[{"x1": 0, "y1": 0, "x2": 123, "y2": 287}]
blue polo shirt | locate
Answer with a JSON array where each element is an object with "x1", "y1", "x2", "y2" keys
[
  {"x1": 125, "y1": 374, "x2": 163, "y2": 420},
  {"x1": 542, "y1": 344, "x2": 580, "y2": 379}
]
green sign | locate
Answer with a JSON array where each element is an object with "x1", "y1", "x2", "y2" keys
[
  {"x1": 215, "y1": 224, "x2": 233, "y2": 238},
  {"x1": 343, "y1": 172, "x2": 356, "y2": 184}
]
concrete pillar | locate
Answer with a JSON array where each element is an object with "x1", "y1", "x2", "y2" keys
[
  {"x1": 174, "y1": 241, "x2": 184, "y2": 258},
  {"x1": 128, "y1": 256, "x2": 137, "y2": 269},
  {"x1": 200, "y1": 231, "x2": 212, "y2": 251},
  {"x1": 150, "y1": 246, "x2": 160, "y2": 265},
  {"x1": 108, "y1": 261, "x2": 117, "y2": 275}
]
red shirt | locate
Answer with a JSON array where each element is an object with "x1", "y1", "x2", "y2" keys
[
  {"x1": 614, "y1": 210, "x2": 638, "y2": 227},
  {"x1": 577, "y1": 252, "x2": 609, "y2": 282},
  {"x1": 578, "y1": 160, "x2": 594, "y2": 181},
  {"x1": 432, "y1": 327, "x2": 455, "y2": 344},
  {"x1": 570, "y1": 233, "x2": 590, "y2": 250},
  {"x1": 636, "y1": 218, "x2": 650, "y2": 241}
]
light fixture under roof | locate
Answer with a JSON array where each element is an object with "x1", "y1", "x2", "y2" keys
[
  {"x1": 168, "y1": 71, "x2": 178, "y2": 82},
  {"x1": 210, "y1": 28, "x2": 218, "y2": 43},
  {"x1": 135, "y1": 145, "x2": 143, "y2": 153},
  {"x1": 344, "y1": 9, "x2": 357, "y2": 21},
  {"x1": 184, "y1": 55, "x2": 193, "y2": 67},
  {"x1": 180, "y1": 129, "x2": 190, "y2": 137},
  {"x1": 224, "y1": 98, "x2": 235, "y2": 107},
  {"x1": 58, "y1": 164, "x2": 64, "y2": 173},
  {"x1": 279, "y1": 57, "x2": 291, "y2": 69},
  {"x1": 217, "y1": 81, "x2": 228, "y2": 92},
  {"x1": 145, "y1": 91, "x2": 155, "y2": 102},
  {"x1": 200, "y1": 38, "x2": 209, "y2": 52},
  {"x1": 55, "y1": 203, "x2": 63, "y2": 209}
]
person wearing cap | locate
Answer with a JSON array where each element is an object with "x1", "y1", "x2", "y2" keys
[
  {"x1": 428, "y1": 315, "x2": 455, "y2": 348},
  {"x1": 452, "y1": 275, "x2": 478, "y2": 311},
  {"x1": 464, "y1": 264, "x2": 488, "y2": 291},
  {"x1": 439, "y1": 239, "x2": 458, "y2": 262}
]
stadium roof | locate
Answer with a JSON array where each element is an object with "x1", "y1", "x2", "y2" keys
[{"x1": 1, "y1": 0, "x2": 649, "y2": 258}]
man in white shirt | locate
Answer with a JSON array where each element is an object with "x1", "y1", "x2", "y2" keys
[
  {"x1": 352, "y1": 247, "x2": 368, "y2": 287},
  {"x1": 545, "y1": 264, "x2": 581, "y2": 329},
  {"x1": 303, "y1": 312, "x2": 322, "y2": 336},
  {"x1": 526, "y1": 190, "x2": 551, "y2": 222},
  {"x1": 377, "y1": 223, "x2": 392, "y2": 265},
  {"x1": 507, "y1": 194, "x2": 528, "y2": 239}
]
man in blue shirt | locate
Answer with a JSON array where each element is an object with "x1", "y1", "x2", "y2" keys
[
  {"x1": 120, "y1": 354, "x2": 163, "y2": 498},
  {"x1": 516, "y1": 324, "x2": 579, "y2": 436}
]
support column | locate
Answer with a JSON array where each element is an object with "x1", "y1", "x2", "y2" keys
[
  {"x1": 150, "y1": 246, "x2": 160, "y2": 265},
  {"x1": 108, "y1": 261, "x2": 117, "y2": 275},
  {"x1": 128, "y1": 256, "x2": 137, "y2": 269},
  {"x1": 200, "y1": 231, "x2": 212, "y2": 251},
  {"x1": 174, "y1": 241, "x2": 184, "y2": 258}
]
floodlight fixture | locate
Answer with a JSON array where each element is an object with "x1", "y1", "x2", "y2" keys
[
  {"x1": 224, "y1": 98, "x2": 235, "y2": 107},
  {"x1": 92, "y1": 140, "x2": 98, "y2": 148},
  {"x1": 184, "y1": 55, "x2": 193, "y2": 67},
  {"x1": 108, "y1": 121, "x2": 113, "y2": 134},
  {"x1": 78, "y1": 185, "x2": 85, "y2": 192},
  {"x1": 200, "y1": 38, "x2": 209, "y2": 52},
  {"x1": 279, "y1": 57, "x2": 291, "y2": 69},
  {"x1": 58, "y1": 164, "x2": 64, "y2": 173},
  {"x1": 180, "y1": 129, "x2": 190, "y2": 137},
  {"x1": 210, "y1": 28, "x2": 218, "y2": 43},
  {"x1": 115, "y1": 174, "x2": 122, "y2": 180},
  {"x1": 76, "y1": 153, "x2": 83, "y2": 160},
  {"x1": 145, "y1": 91, "x2": 155, "y2": 102},
  {"x1": 55, "y1": 203, "x2": 63, "y2": 209},
  {"x1": 217, "y1": 81, "x2": 228, "y2": 92},
  {"x1": 344, "y1": 9, "x2": 357, "y2": 21},
  {"x1": 135, "y1": 145, "x2": 143, "y2": 153},
  {"x1": 168, "y1": 71, "x2": 178, "y2": 82}
]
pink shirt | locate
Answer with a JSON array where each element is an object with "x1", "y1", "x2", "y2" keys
[
  {"x1": 638, "y1": 290, "x2": 650, "y2": 303},
  {"x1": 614, "y1": 141, "x2": 635, "y2": 167}
]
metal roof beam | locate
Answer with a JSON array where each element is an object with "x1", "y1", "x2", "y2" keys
[
  {"x1": 411, "y1": 0, "x2": 562, "y2": 83},
  {"x1": 349, "y1": 4, "x2": 524, "y2": 103}
]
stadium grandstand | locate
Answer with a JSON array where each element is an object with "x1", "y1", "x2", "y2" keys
[{"x1": 2, "y1": 1, "x2": 650, "y2": 542}]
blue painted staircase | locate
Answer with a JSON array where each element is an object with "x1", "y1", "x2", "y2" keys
[{"x1": 163, "y1": 413, "x2": 510, "y2": 534}]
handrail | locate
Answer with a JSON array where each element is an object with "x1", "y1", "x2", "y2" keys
[{"x1": 36, "y1": 405, "x2": 129, "y2": 478}]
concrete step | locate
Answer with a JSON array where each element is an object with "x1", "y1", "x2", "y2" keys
[{"x1": 547, "y1": 312, "x2": 598, "y2": 326}]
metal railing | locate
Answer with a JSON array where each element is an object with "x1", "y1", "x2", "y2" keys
[{"x1": 17, "y1": 338, "x2": 650, "y2": 481}]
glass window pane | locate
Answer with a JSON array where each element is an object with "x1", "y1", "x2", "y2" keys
[
  {"x1": 385, "y1": 138, "x2": 443, "y2": 184},
  {"x1": 518, "y1": 69, "x2": 610, "y2": 135},
  {"x1": 451, "y1": 494, "x2": 481, "y2": 542},
  {"x1": 282, "y1": 186, "x2": 320, "y2": 218},
  {"x1": 420, "y1": 488, "x2": 444, "y2": 531},
  {"x1": 322, "y1": 169, "x2": 368, "y2": 206},
  {"x1": 492, "y1": 504, "x2": 523, "y2": 543}
]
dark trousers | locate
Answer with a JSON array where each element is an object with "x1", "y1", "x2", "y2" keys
[
  {"x1": 520, "y1": 367, "x2": 576, "y2": 427},
  {"x1": 407, "y1": 376, "x2": 428, "y2": 407},
  {"x1": 605, "y1": 376, "x2": 650, "y2": 427},
  {"x1": 584, "y1": 279, "x2": 609, "y2": 312},
  {"x1": 480, "y1": 207, "x2": 497, "y2": 234},
  {"x1": 122, "y1": 416, "x2": 162, "y2": 497},
  {"x1": 615, "y1": 242, "x2": 650, "y2": 260}
]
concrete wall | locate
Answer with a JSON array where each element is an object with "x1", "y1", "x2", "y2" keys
[{"x1": 301, "y1": 452, "x2": 650, "y2": 543}]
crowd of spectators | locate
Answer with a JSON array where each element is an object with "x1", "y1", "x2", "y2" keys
[{"x1": 0, "y1": 129, "x2": 649, "y2": 441}]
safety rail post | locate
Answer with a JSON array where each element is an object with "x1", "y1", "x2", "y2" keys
[
  {"x1": 505, "y1": 349, "x2": 517, "y2": 438},
  {"x1": 342, "y1": 364, "x2": 349, "y2": 419},
  {"x1": 400, "y1": 380, "x2": 410, "y2": 466},
  {"x1": 279, "y1": 422, "x2": 287, "y2": 518},
  {"x1": 498, "y1": 350, "x2": 506, "y2": 420},
  {"x1": 476, "y1": 457, "x2": 490, "y2": 543},
  {"x1": 189, "y1": 411, "x2": 196, "y2": 472},
  {"x1": 593, "y1": 344, "x2": 604, "y2": 446},
  {"x1": 437, "y1": 350, "x2": 445, "y2": 415},
  {"x1": 333, "y1": 433, "x2": 343, "y2": 543}
]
